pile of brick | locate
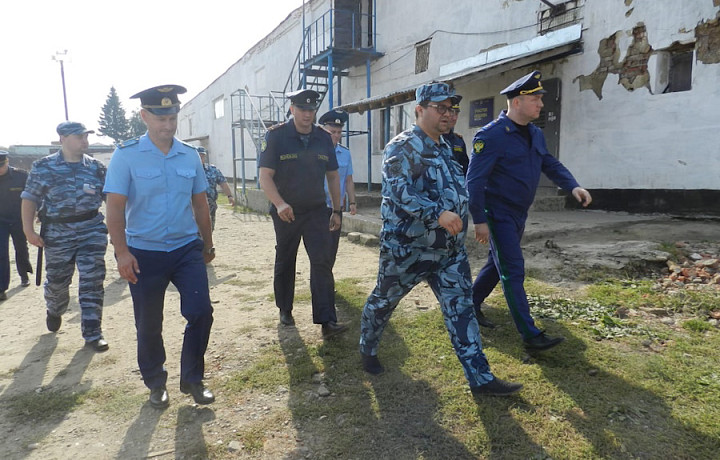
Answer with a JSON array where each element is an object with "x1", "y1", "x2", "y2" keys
[{"x1": 658, "y1": 242, "x2": 720, "y2": 290}]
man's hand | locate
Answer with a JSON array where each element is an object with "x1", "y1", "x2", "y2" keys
[
  {"x1": 26, "y1": 231, "x2": 44, "y2": 248},
  {"x1": 348, "y1": 203, "x2": 357, "y2": 215},
  {"x1": 329, "y1": 212, "x2": 341, "y2": 231},
  {"x1": 204, "y1": 251, "x2": 216, "y2": 264},
  {"x1": 572, "y1": 187, "x2": 592, "y2": 207},
  {"x1": 276, "y1": 202, "x2": 295, "y2": 223},
  {"x1": 227, "y1": 195, "x2": 235, "y2": 206},
  {"x1": 116, "y1": 251, "x2": 140, "y2": 284},
  {"x1": 438, "y1": 211, "x2": 463, "y2": 236},
  {"x1": 474, "y1": 223, "x2": 490, "y2": 244}
]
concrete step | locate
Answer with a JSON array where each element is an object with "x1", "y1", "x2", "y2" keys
[{"x1": 530, "y1": 195, "x2": 567, "y2": 212}]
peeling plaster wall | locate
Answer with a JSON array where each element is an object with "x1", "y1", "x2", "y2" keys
[
  {"x1": 560, "y1": 0, "x2": 720, "y2": 190},
  {"x1": 178, "y1": 0, "x2": 720, "y2": 195}
]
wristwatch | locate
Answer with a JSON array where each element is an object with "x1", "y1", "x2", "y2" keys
[
  {"x1": 205, "y1": 247, "x2": 215, "y2": 255},
  {"x1": 332, "y1": 209, "x2": 342, "y2": 215}
]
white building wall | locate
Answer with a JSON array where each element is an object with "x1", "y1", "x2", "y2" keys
[{"x1": 178, "y1": 0, "x2": 720, "y2": 193}]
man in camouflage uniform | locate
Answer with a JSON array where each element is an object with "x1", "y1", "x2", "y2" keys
[
  {"x1": 21, "y1": 121, "x2": 109, "y2": 352},
  {"x1": 359, "y1": 82, "x2": 523, "y2": 396},
  {"x1": 197, "y1": 147, "x2": 234, "y2": 231}
]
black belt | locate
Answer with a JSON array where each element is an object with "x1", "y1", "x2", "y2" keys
[{"x1": 42, "y1": 210, "x2": 99, "y2": 224}]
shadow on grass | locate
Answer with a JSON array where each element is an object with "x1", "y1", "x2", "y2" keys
[
  {"x1": 533, "y1": 322, "x2": 720, "y2": 459},
  {"x1": 480, "y1": 305, "x2": 720, "y2": 458},
  {"x1": 277, "y1": 290, "x2": 477, "y2": 459},
  {"x1": 0, "y1": 334, "x2": 94, "y2": 459}
]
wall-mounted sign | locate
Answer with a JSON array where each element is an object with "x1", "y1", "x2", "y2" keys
[{"x1": 470, "y1": 97, "x2": 494, "y2": 128}]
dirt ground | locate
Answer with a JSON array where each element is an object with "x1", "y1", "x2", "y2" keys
[{"x1": 0, "y1": 206, "x2": 716, "y2": 459}]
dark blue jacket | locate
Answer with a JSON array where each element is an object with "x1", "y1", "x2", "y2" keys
[{"x1": 466, "y1": 111, "x2": 579, "y2": 223}]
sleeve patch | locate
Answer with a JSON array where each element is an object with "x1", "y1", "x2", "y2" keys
[{"x1": 473, "y1": 141, "x2": 485, "y2": 154}]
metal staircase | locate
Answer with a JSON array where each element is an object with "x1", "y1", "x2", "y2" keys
[{"x1": 231, "y1": 1, "x2": 383, "y2": 196}]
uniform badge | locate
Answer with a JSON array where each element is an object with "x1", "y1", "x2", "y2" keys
[
  {"x1": 260, "y1": 139, "x2": 267, "y2": 152},
  {"x1": 161, "y1": 97, "x2": 172, "y2": 107},
  {"x1": 473, "y1": 141, "x2": 485, "y2": 154}
]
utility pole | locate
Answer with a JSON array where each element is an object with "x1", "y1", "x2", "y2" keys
[{"x1": 52, "y1": 50, "x2": 69, "y2": 121}]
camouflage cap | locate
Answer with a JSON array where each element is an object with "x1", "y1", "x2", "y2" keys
[{"x1": 415, "y1": 82, "x2": 455, "y2": 104}]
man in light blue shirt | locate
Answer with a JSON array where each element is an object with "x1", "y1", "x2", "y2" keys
[
  {"x1": 320, "y1": 109, "x2": 356, "y2": 268},
  {"x1": 104, "y1": 84, "x2": 216, "y2": 409}
]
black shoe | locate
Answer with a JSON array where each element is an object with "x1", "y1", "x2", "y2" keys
[
  {"x1": 474, "y1": 308, "x2": 496, "y2": 328},
  {"x1": 523, "y1": 332, "x2": 565, "y2": 351},
  {"x1": 0, "y1": 291, "x2": 6, "y2": 301},
  {"x1": 471, "y1": 378, "x2": 523, "y2": 396},
  {"x1": 180, "y1": 381, "x2": 215, "y2": 405},
  {"x1": 279, "y1": 310, "x2": 295, "y2": 326},
  {"x1": 149, "y1": 386, "x2": 169, "y2": 409},
  {"x1": 20, "y1": 276, "x2": 30, "y2": 287},
  {"x1": 46, "y1": 312, "x2": 62, "y2": 332},
  {"x1": 361, "y1": 353, "x2": 384, "y2": 375},
  {"x1": 85, "y1": 338, "x2": 109, "y2": 352},
  {"x1": 321, "y1": 321, "x2": 348, "y2": 338}
]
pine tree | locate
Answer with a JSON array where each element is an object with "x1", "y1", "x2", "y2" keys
[
  {"x1": 128, "y1": 110, "x2": 146, "y2": 138},
  {"x1": 98, "y1": 87, "x2": 130, "y2": 143}
]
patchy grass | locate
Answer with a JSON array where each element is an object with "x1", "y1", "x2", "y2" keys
[
  {"x1": 5, "y1": 389, "x2": 87, "y2": 422},
  {"x1": 211, "y1": 276, "x2": 720, "y2": 459}
]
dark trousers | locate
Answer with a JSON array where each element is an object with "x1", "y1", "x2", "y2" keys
[
  {"x1": 271, "y1": 206, "x2": 337, "y2": 324},
  {"x1": 471, "y1": 206, "x2": 541, "y2": 340},
  {"x1": 327, "y1": 208, "x2": 342, "y2": 269},
  {"x1": 128, "y1": 239, "x2": 213, "y2": 390},
  {"x1": 0, "y1": 222, "x2": 32, "y2": 291}
]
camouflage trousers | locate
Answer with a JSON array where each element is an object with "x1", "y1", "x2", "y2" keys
[
  {"x1": 44, "y1": 230, "x2": 107, "y2": 341},
  {"x1": 208, "y1": 200, "x2": 218, "y2": 231},
  {"x1": 360, "y1": 242, "x2": 494, "y2": 387}
]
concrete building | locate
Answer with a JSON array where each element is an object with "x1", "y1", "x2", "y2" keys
[{"x1": 178, "y1": 0, "x2": 720, "y2": 214}]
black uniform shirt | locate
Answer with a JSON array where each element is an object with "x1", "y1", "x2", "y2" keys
[
  {"x1": 0, "y1": 166, "x2": 28, "y2": 223},
  {"x1": 259, "y1": 119, "x2": 338, "y2": 213}
]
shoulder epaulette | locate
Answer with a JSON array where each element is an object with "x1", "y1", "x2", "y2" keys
[
  {"x1": 178, "y1": 140, "x2": 197, "y2": 150},
  {"x1": 477, "y1": 119, "x2": 501, "y2": 134},
  {"x1": 117, "y1": 138, "x2": 139, "y2": 149},
  {"x1": 266, "y1": 121, "x2": 287, "y2": 133}
]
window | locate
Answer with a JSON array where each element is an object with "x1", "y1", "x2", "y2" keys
[
  {"x1": 415, "y1": 39, "x2": 431, "y2": 74},
  {"x1": 652, "y1": 43, "x2": 694, "y2": 94},
  {"x1": 214, "y1": 97, "x2": 225, "y2": 119},
  {"x1": 666, "y1": 48, "x2": 693, "y2": 93},
  {"x1": 537, "y1": 0, "x2": 584, "y2": 35}
]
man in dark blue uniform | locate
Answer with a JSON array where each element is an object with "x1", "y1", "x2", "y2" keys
[
  {"x1": 466, "y1": 71, "x2": 592, "y2": 351},
  {"x1": 0, "y1": 151, "x2": 32, "y2": 299},
  {"x1": 105, "y1": 85, "x2": 216, "y2": 408},
  {"x1": 258, "y1": 89, "x2": 348, "y2": 338},
  {"x1": 442, "y1": 95, "x2": 469, "y2": 177}
]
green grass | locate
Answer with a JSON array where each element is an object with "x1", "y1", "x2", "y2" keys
[
  {"x1": 4, "y1": 275, "x2": 718, "y2": 459},
  {"x1": 211, "y1": 276, "x2": 720, "y2": 459}
]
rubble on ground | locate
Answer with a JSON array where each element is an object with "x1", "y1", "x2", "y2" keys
[{"x1": 655, "y1": 241, "x2": 720, "y2": 292}]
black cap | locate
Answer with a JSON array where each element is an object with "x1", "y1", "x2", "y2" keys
[
  {"x1": 131, "y1": 84, "x2": 187, "y2": 115},
  {"x1": 450, "y1": 95, "x2": 463, "y2": 108},
  {"x1": 57, "y1": 121, "x2": 95, "y2": 136},
  {"x1": 0, "y1": 150, "x2": 8, "y2": 164},
  {"x1": 287, "y1": 89, "x2": 320, "y2": 110},
  {"x1": 318, "y1": 109, "x2": 348, "y2": 126},
  {"x1": 500, "y1": 71, "x2": 547, "y2": 99}
]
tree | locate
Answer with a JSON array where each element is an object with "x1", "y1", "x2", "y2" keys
[
  {"x1": 128, "y1": 110, "x2": 146, "y2": 138},
  {"x1": 98, "y1": 87, "x2": 130, "y2": 143}
]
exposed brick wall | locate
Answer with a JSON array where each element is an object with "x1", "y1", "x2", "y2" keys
[
  {"x1": 577, "y1": 12, "x2": 720, "y2": 99},
  {"x1": 575, "y1": 24, "x2": 651, "y2": 99},
  {"x1": 696, "y1": 13, "x2": 720, "y2": 64}
]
